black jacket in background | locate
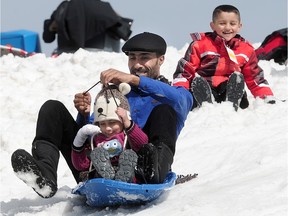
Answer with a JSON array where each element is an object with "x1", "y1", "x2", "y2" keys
[{"x1": 43, "y1": 0, "x2": 127, "y2": 54}]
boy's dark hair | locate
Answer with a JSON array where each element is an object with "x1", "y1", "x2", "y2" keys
[{"x1": 212, "y1": 5, "x2": 241, "y2": 22}]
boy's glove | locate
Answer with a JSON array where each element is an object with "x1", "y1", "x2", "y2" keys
[
  {"x1": 157, "y1": 75, "x2": 171, "y2": 85},
  {"x1": 264, "y1": 96, "x2": 276, "y2": 104},
  {"x1": 73, "y1": 124, "x2": 100, "y2": 148}
]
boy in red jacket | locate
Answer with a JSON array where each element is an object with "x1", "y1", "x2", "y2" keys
[{"x1": 173, "y1": 4, "x2": 275, "y2": 111}]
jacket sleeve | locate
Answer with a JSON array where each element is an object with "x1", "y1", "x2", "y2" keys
[
  {"x1": 242, "y1": 50, "x2": 274, "y2": 98},
  {"x1": 138, "y1": 76, "x2": 193, "y2": 120},
  {"x1": 173, "y1": 41, "x2": 201, "y2": 89},
  {"x1": 71, "y1": 149, "x2": 91, "y2": 171},
  {"x1": 126, "y1": 121, "x2": 148, "y2": 152},
  {"x1": 75, "y1": 113, "x2": 93, "y2": 127}
]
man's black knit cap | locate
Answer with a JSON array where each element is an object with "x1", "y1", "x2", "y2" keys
[{"x1": 122, "y1": 32, "x2": 167, "y2": 55}]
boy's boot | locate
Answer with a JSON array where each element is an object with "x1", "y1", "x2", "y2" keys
[
  {"x1": 115, "y1": 149, "x2": 138, "y2": 183},
  {"x1": 191, "y1": 76, "x2": 213, "y2": 107},
  {"x1": 90, "y1": 147, "x2": 115, "y2": 180},
  {"x1": 135, "y1": 142, "x2": 173, "y2": 184},
  {"x1": 11, "y1": 140, "x2": 59, "y2": 198},
  {"x1": 226, "y1": 72, "x2": 245, "y2": 111}
]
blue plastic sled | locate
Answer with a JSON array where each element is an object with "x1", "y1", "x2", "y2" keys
[{"x1": 72, "y1": 172, "x2": 176, "y2": 207}]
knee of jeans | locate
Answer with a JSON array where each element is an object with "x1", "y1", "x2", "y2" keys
[
  {"x1": 44, "y1": 100, "x2": 64, "y2": 108},
  {"x1": 41, "y1": 100, "x2": 65, "y2": 114}
]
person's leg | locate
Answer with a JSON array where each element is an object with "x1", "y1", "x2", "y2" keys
[
  {"x1": 90, "y1": 147, "x2": 115, "y2": 180},
  {"x1": 226, "y1": 72, "x2": 245, "y2": 111},
  {"x1": 137, "y1": 104, "x2": 177, "y2": 184},
  {"x1": 33, "y1": 100, "x2": 81, "y2": 182},
  {"x1": 239, "y1": 91, "x2": 249, "y2": 109},
  {"x1": 115, "y1": 149, "x2": 138, "y2": 183},
  {"x1": 11, "y1": 147, "x2": 59, "y2": 198},
  {"x1": 11, "y1": 100, "x2": 81, "y2": 198},
  {"x1": 143, "y1": 104, "x2": 177, "y2": 154},
  {"x1": 190, "y1": 76, "x2": 213, "y2": 108},
  {"x1": 211, "y1": 81, "x2": 228, "y2": 103},
  {"x1": 211, "y1": 78, "x2": 249, "y2": 109}
]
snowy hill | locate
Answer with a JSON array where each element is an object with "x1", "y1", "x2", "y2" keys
[{"x1": 0, "y1": 46, "x2": 287, "y2": 216}]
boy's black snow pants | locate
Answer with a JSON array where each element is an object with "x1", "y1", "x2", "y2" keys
[
  {"x1": 33, "y1": 100, "x2": 81, "y2": 183},
  {"x1": 211, "y1": 81, "x2": 249, "y2": 109}
]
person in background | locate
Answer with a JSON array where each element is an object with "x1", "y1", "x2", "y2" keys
[
  {"x1": 173, "y1": 4, "x2": 275, "y2": 111},
  {"x1": 72, "y1": 83, "x2": 148, "y2": 183},
  {"x1": 43, "y1": 0, "x2": 133, "y2": 56},
  {"x1": 255, "y1": 28, "x2": 287, "y2": 65},
  {"x1": 11, "y1": 32, "x2": 192, "y2": 199}
]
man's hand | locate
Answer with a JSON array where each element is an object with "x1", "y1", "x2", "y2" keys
[
  {"x1": 74, "y1": 92, "x2": 91, "y2": 116},
  {"x1": 100, "y1": 68, "x2": 140, "y2": 86}
]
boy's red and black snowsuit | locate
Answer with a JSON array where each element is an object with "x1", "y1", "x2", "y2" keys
[{"x1": 173, "y1": 32, "x2": 274, "y2": 109}]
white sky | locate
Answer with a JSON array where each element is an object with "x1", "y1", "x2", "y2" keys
[{"x1": 1, "y1": 0, "x2": 287, "y2": 55}]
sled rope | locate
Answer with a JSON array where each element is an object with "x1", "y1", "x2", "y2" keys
[
  {"x1": 83, "y1": 80, "x2": 101, "y2": 94},
  {"x1": 107, "y1": 84, "x2": 128, "y2": 147},
  {"x1": 88, "y1": 132, "x2": 97, "y2": 173}
]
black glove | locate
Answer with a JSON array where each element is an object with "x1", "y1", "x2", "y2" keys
[{"x1": 157, "y1": 75, "x2": 171, "y2": 85}]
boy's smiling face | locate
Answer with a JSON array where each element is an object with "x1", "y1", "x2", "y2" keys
[{"x1": 210, "y1": 11, "x2": 242, "y2": 41}]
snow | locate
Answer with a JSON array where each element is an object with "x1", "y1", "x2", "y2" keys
[{"x1": 1, "y1": 45, "x2": 287, "y2": 215}]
